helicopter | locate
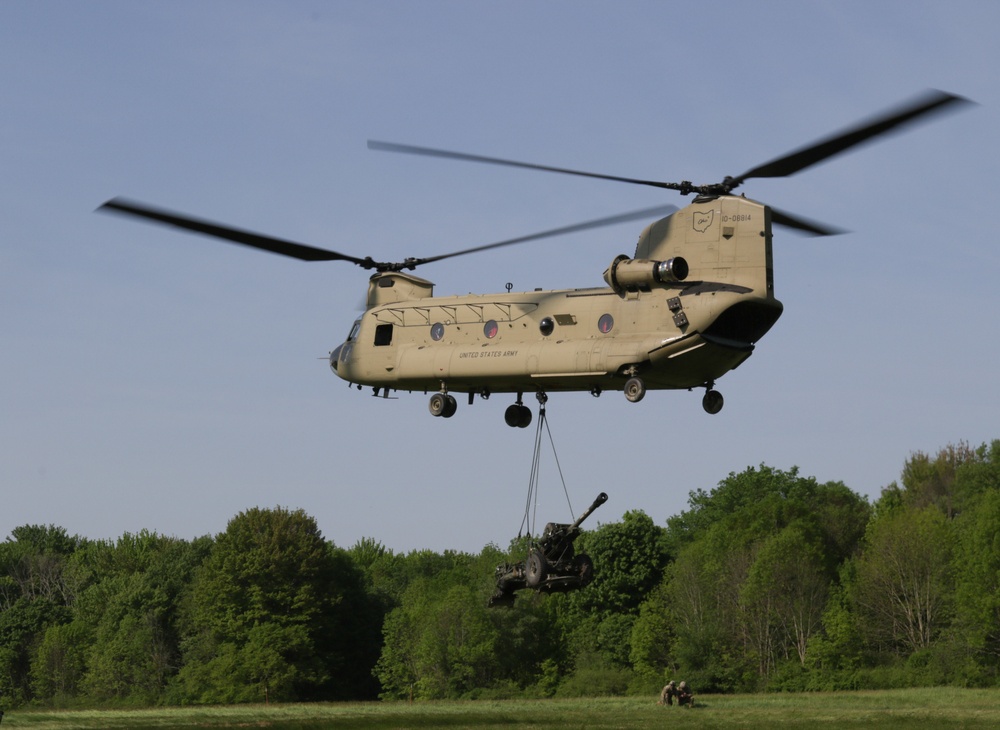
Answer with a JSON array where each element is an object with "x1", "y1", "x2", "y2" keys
[{"x1": 99, "y1": 90, "x2": 971, "y2": 427}]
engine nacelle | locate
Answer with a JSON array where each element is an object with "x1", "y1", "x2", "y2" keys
[{"x1": 603, "y1": 254, "x2": 688, "y2": 295}]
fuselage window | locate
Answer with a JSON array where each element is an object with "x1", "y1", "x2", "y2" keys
[
  {"x1": 430, "y1": 322, "x2": 445, "y2": 341},
  {"x1": 347, "y1": 319, "x2": 361, "y2": 341},
  {"x1": 598, "y1": 314, "x2": 614, "y2": 334},
  {"x1": 484, "y1": 320, "x2": 499, "y2": 339},
  {"x1": 374, "y1": 323, "x2": 393, "y2": 347}
]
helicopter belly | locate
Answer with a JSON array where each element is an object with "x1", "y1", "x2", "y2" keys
[{"x1": 643, "y1": 333, "x2": 754, "y2": 388}]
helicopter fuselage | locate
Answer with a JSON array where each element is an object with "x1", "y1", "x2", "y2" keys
[{"x1": 330, "y1": 195, "x2": 783, "y2": 418}]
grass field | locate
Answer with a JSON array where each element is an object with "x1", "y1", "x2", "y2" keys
[{"x1": 5, "y1": 689, "x2": 1000, "y2": 729}]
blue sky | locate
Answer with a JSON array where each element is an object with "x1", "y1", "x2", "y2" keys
[{"x1": 2, "y1": 1, "x2": 997, "y2": 553}]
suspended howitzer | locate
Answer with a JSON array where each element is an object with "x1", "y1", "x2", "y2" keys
[{"x1": 489, "y1": 492, "x2": 608, "y2": 608}]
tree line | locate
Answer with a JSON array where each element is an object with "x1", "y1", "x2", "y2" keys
[{"x1": 1, "y1": 440, "x2": 998, "y2": 707}]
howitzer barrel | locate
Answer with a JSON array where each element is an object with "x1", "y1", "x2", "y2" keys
[{"x1": 570, "y1": 492, "x2": 608, "y2": 531}]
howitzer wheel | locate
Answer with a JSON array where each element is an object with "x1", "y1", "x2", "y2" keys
[{"x1": 525, "y1": 548, "x2": 548, "y2": 588}]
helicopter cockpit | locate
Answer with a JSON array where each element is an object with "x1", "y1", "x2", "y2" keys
[{"x1": 329, "y1": 319, "x2": 361, "y2": 373}]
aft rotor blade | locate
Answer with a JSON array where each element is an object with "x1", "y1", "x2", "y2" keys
[
  {"x1": 368, "y1": 140, "x2": 683, "y2": 191},
  {"x1": 770, "y1": 207, "x2": 845, "y2": 237},
  {"x1": 98, "y1": 197, "x2": 371, "y2": 266},
  {"x1": 409, "y1": 204, "x2": 679, "y2": 268},
  {"x1": 734, "y1": 89, "x2": 973, "y2": 185}
]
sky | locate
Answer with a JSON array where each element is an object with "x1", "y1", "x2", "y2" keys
[{"x1": 2, "y1": 1, "x2": 997, "y2": 554}]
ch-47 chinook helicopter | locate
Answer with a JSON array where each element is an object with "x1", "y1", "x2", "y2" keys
[{"x1": 100, "y1": 90, "x2": 970, "y2": 427}]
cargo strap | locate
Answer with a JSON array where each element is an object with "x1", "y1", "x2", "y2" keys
[{"x1": 518, "y1": 393, "x2": 575, "y2": 540}]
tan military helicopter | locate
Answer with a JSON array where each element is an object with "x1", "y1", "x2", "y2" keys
[{"x1": 100, "y1": 90, "x2": 970, "y2": 427}]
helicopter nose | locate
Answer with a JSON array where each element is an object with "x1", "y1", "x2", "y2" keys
[{"x1": 329, "y1": 344, "x2": 343, "y2": 372}]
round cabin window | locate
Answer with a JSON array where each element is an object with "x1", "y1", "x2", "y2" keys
[
  {"x1": 430, "y1": 322, "x2": 445, "y2": 341},
  {"x1": 484, "y1": 320, "x2": 499, "y2": 339},
  {"x1": 598, "y1": 314, "x2": 614, "y2": 333}
]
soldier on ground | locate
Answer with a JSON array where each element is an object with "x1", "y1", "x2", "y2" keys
[
  {"x1": 657, "y1": 680, "x2": 677, "y2": 705},
  {"x1": 677, "y1": 680, "x2": 695, "y2": 707}
]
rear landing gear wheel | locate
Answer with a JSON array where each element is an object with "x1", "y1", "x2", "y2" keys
[
  {"x1": 702, "y1": 389, "x2": 724, "y2": 415},
  {"x1": 624, "y1": 377, "x2": 646, "y2": 403},
  {"x1": 504, "y1": 404, "x2": 532, "y2": 428}
]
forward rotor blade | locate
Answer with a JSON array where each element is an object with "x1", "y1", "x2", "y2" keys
[
  {"x1": 409, "y1": 204, "x2": 679, "y2": 268},
  {"x1": 98, "y1": 197, "x2": 370, "y2": 265},
  {"x1": 734, "y1": 89, "x2": 973, "y2": 185},
  {"x1": 368, "y1": 140, "x2": 681, "y2": 191}
]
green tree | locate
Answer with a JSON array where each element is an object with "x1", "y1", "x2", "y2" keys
[
  {"x1": 740, "y1": 525, "x2": 829, "y2": 674},
  {"x1": 0, "y1": 525, "x2": 84, "y2": 705},
  {"x1": 884, "y1": 441, "x2": 998, "y2": 520},
  {"x1": 374, "y1": 546, "x2": 505, "y2": 700},
  {"x1": 575, "y1": 510, "x2": 668, "y2": 616},
  {"x1": 954, "y1": 441, "x2": 1000, "y2": 500},
  {"x1": 951, "y1": 479, "x2": 1000, "y2": 680},
  {"x1": 655, "y1": 466, "x2": 869, "y2": 690},
  {"x1": 629, "y1": 579, "x2": 675, "y2": 682},
  {"x1": 174, "y1": 506, "x2": 365, "y2": 702},
  {"x1": 807, "y1": 569, "x2": 865, "y2": 679},
  {"x1": 374, "y1": 543, "x2": 560, "y2": 700},
  {"x1": 899, "y1": 442, "x2": 977, "y2": 517},
  {"x1": 557, "y1": 510, "x2": 669, "y2": 675},
  {"x1": 0, "y1": 597, "x2": 67, "y2": 706},
  {"x1": 59, "y1": 531, "x2": 210, "y2": 703},
  {"x1": 177, "y1": 622, "x2": 318, "y2": 704},
  {"x1": 659, "y1": 538, "x2": 716, "y2": 674},
  {"x1": 30, "y1": 620, "x2": 90, "y2": 702},
  {"x1": 667, "y1": 466, "x2": 869, "y2": 570},
  {"x1": 850, "y1": 506, "x2": 954, "y2": 655}
]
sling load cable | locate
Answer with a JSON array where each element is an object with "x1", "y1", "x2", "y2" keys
[{"x1": 517, "y1": 393, "x2": 575, "y2": 542}]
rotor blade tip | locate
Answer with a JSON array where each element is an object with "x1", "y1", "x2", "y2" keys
[{"x1": 96, "y1": 197, "x2": 125, "y2": 213}]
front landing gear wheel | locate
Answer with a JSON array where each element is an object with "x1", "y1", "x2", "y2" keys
[
  {"x1": 504, "y1": 404, "x2": 532, "y2": 428},
  {"x1": 429, "y1": 393, "x2": 458, "y2": 418},
  {"x1": 702, "y1": 389, "x2": 724, "y2": 415},
  {"x1": 624, "y1": 377, "x2": 646, "y2": 403}
]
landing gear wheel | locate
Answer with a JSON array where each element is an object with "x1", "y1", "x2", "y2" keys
[
  {"x1": 702, "y1": 389, "x2": 724, "y2": 415},
  {"x1": 624, "y1": 377, "x2": 646, "y2": 403},
  {"x1": 442, "y1": 394, "x2": 457, "y2": 418},
  {"x1": 504, "y1": 404, "x2": 532, "y2": 428},
  {"x1": 525, "y1": 548, "x2": 548, "y2": 588},
  {"x1": 429, "y1": 392, "x2": 451, "y2": 418}
]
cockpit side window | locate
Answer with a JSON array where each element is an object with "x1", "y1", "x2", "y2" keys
[
  {"x1": 374, "y1": 323, "x2": 393, "y2": 347},
  {"x1": 347, "y1": 319, "x2": 361, "y2": 341}
]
